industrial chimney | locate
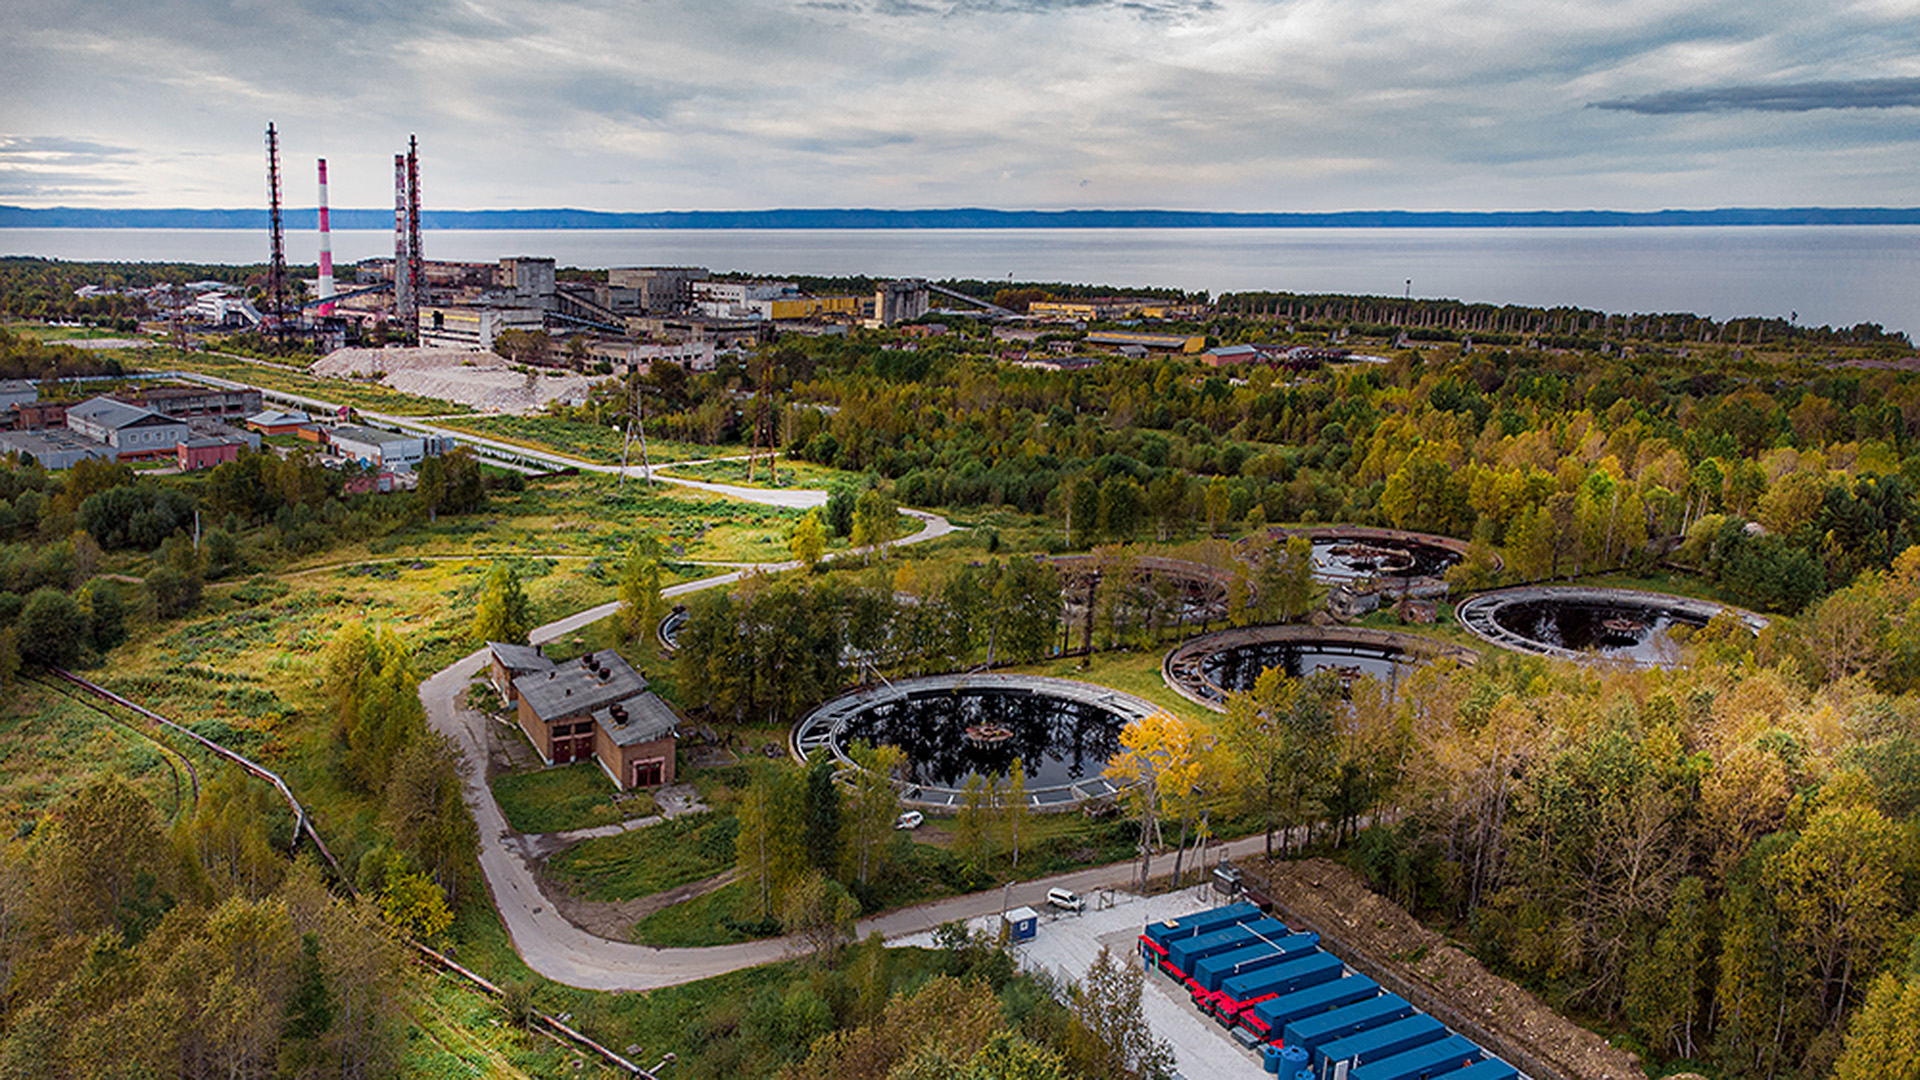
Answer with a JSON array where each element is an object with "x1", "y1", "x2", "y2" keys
[
  {"x1": 393, "y1": 153, "x2": 411, "y2": 324},
  {"x1": 316, "y1": 158, "x2": 335, "y2": 317}
]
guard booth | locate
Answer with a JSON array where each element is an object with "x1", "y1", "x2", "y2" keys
[{"x1": 1002, "y1": 906, "x2": 1039, "y2": 944}]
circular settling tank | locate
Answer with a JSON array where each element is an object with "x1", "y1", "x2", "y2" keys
[
  {"x1": 1456, "y1": 586, "x2": 1769, "y2": 668},
  {"x1": 1163, "y1": 625, "x2": 1479, "y2": 710},
  {"x1": 793, "y1": 674, "x2": 1159, "y2": 809},
  {"x1": 1309, "y1": 535, "x2": 1464, "y2": 583}
]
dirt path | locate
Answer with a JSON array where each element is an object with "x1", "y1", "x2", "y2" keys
[{"x1": 539, "y1": 869, "x2": 740, "y2": 941}]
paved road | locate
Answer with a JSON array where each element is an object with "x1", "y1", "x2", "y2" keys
[
  {"x1": 426, "y1": 576, "x2": 1284, "y2": 990},
  {"x1": 179, "y1": 365, "x2": 1270, "y2": 990},
  {"x1": 166, "y1": 366, "x2": 831, "y2": 508}
]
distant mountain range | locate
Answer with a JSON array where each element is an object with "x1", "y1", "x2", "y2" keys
[{"x1": 4, "y1": 206, "x2": 1920, "y2": 230}]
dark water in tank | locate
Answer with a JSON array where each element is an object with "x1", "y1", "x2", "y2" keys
[
  {"x1": 1200, "y1": 640, "x2": 1409, "y2": 693},
  {"x1": 834, "y1": 688, "x2": 1123, "y2": 790},
  {"x1": 1492, "y1": 600, "x2": 1706, "y2": 663},
  {"x1": 1311, "y1": 538, "x2": 1461, "y2": 581}
]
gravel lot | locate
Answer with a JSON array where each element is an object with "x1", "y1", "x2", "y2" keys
[
  {"x1": 313, "y1": 346, "x2": 606, "y2": 413},
  {"x1": 894, "y1": 884, "x2": 1272, "y2": 1080}
]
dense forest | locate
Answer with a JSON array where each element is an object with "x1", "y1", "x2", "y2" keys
[
  {"x1": 558, "y1": 304, "x2": 1920, "y2": 1076},
  {"x1": 563, "y1": 322, "x2": 1920, "y2": 624}
]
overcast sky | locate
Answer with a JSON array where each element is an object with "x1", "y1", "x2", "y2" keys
[{"x1": 4, "y1": 0, "x2": 1918, "y2": 212}]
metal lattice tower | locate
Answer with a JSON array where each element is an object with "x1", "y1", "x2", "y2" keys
[
  {"x1": 265, "y1": 122, "x2": 289, "y2": 337},
  {"x1": 406, "y1": 135, "x2": 424, "y2": 336}
]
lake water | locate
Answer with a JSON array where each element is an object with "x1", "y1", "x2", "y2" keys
[{"x1": 3, "y1": 225, "x2": 1915, "y2": 335}]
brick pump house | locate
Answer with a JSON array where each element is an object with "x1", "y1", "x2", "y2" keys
[{"x1": 489, "y1": 643, "x2": 679, "y2": 790}]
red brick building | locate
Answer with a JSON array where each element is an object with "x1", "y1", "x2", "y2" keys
[{"x1": 491, "y1": 644, "x2": 679, "y2": 790}]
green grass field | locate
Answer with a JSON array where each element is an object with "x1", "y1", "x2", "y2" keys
[
  {"x1": 491, "y1": 761, "x2": 657, "y2": 835},
  {"x1": 547, "y1": 811, "x2": 738, "y2": 901},
  {"x1": 632, "y1": 879, "x2": 774, "y2": 947},
  {"x1": 430, "y1": 414, "x2": 715, "y2": 466},
  {"x1": 654, "y1": 456, "x2": 863, "y2": 492}
]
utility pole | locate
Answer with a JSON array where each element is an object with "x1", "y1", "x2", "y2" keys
[{"x1": 618, "y1": 363, "x2": 655, "y2": 491}]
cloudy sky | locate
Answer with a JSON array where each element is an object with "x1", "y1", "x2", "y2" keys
[{"x1": 4, "y1": 0, "x2": 1919, "y2": 212}]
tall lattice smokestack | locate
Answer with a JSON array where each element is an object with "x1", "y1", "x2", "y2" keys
[
  {"x1": 406, "y1": 134, "x2": 423, "y2": 337},
  {"x1": 265, "y1": 122, "x2": 288, "y2": 336},
  {"x1": 393, "y1": 153, "x2": 411, "y2": 327},
  {"x1": 316, "y1": 158, "x2": 335, "y2": 317}
]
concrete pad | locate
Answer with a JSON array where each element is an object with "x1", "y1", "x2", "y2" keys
[{"x1": 896, "y1": 884, "x2": 1269, "y2": 1080}]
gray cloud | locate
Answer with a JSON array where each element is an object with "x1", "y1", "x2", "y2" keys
[
  {"x1": 0, "y1": 135, "x2": 134, "y2": 160},
  {"x1": 3, "y1": 0, "x2": 1919, "y2": 211},
  {"x1": 1594, "y1": 77, "x2": 1920, "y2": 115}
]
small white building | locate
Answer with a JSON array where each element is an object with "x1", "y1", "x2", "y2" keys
[
  {"x1": 692, "y1": 280, "x2": 799, "y2": 319},
  {"x1": 326, "y1": 424, "x2": 453, "y2": 474},
  {"x1": 190, "y1": 290, "x2": 263, "y2": 328}
]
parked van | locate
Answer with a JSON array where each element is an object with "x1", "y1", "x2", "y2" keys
[{"x1": 1046, "y1": 887, "x2": 1084, "y2": 912}]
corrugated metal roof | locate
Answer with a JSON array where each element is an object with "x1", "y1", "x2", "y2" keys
[
  {"x1": 70, "y1": 396, "x2": 178, "y2": 430},
  {"x1": 594, "y1": 690, "x2": 678, "y2": 746},
  {"x1": 512, "y1": 649, "x2": 648, "y2": 723},
  {"x1": 489, "y1": 641, "x2": 554, "y2": 675}
]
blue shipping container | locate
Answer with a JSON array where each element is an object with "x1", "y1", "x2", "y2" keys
[
  {"x1": 1281, "y1": 994, "x2": 1415, "y2": 1055},
  {"x1": 1429, "y1": 1059, "x2": 1518, "y2": 1080},
  {"x1": 1245, "y1": 975, "x2": 1381, "y2": 1038},
  {"x1": 1192, "y1": 933, "x2": 1321, "y2": 993},
  {"x1": 1164, "y1": 917, "x2": 1290, "y2": 975},
  {"x1": 1141, "y1": 902, "x2": 1262, "y2": 953},
  {"x1": 1216, "y1": 951, "x2": 1345, "y2": 1013},
  {"x1": 1348, "y1": 1035, "x2": 1478, "y2": 1080},
  {"x1": 1313, "y1": 1014, "x2": 1447, "y2": 1078}
]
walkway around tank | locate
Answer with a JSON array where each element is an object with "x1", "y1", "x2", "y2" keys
[
  {"x1": 1162, "y1": 624, "x2": 1482, "y2": 711},
  {"x1": 1456, "y1": 585, "x2": 1769, "y2": 668},
  {"x1": 791, "y1": 672, "x2": 1160, "y2": 809}
]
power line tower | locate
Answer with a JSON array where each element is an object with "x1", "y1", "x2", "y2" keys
[
  {"x1": 745, "y1": 351, "x2": 779, "y2": 485},
  {"x1": 264, "y1": 122, "x2": 289, "y2": 340}
]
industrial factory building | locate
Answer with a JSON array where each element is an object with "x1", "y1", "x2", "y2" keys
[
  {"x1": 419, "y1": 304, "x2": 547, "y2": 351},
  {"x1": 874, "y1": 279, "x2": 930, "y2": 326}
]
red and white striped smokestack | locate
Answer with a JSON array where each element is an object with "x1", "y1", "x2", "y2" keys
[{"x1": 316, "y1": 158, "x2": 335, "y2": 316}]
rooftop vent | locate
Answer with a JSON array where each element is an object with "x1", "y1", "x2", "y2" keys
[{"x1": 610, "y1": 704, "x2": 629, "y2": 726}]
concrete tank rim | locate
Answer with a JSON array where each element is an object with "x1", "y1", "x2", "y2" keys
[
  {"x1": 1454, "y1": 584, "x2": 1769, "y2": 669},
  {"x1": 790, "y1": 671, "x2": 1158, "y2": 811},
  {"x1": 1161, "y1": 622, "x2": 1481, "y2": 712}
]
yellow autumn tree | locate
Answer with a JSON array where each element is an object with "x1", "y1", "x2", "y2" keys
[{"x1": 1104, "y1": 710, "x2": 1202, "y2": 892}]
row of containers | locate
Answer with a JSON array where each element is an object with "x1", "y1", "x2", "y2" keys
[{"x1": 1139, "y1": 902, "x2": 1520, "y2": 1080}]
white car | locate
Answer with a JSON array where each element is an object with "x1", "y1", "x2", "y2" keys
[
  {"x1": 1046, "y1": 887, "x2": 1084, "y2": 912},
  {"x1": 894, "y1": 810, "x2": 925, "y2": 830}
]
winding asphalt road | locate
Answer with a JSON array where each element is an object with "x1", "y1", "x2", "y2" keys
[
  {"x1": 419, "y1": 491, "x2": 983, "y2": 989},
  {"x1": 163, "y1": 364, "x2": 1279, "y2": 992},
  {"x1": 420, "y1": 504, "x2": 1290, "y2": 990}
]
